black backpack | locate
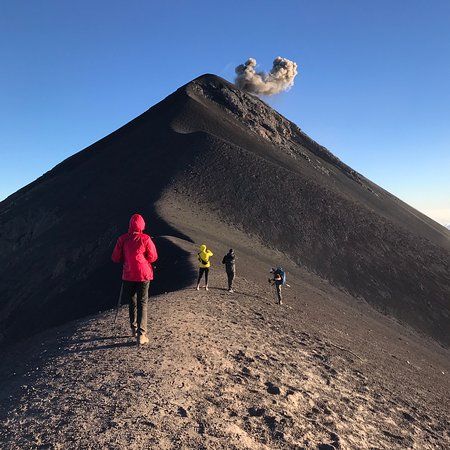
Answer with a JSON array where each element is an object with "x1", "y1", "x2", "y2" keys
[{"x1": 198, "y1": 253, "x2": 208, "y2": 265}]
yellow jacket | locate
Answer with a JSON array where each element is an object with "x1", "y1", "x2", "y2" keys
[{"x1": 198, "y1": 244, "x2": 213, "y2": 268}]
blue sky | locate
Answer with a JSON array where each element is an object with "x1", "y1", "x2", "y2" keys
[{"x1": 1, "y1": 0, "x2": 449, "y2": 224}]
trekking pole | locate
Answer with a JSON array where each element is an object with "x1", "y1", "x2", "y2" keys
[{"x1": 113, "y1": 282, "x2": 123, "y2": 326}]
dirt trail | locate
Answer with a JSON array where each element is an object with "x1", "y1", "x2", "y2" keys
[{"x1": 1, "y1": 276, "x2": 448, "y2": 449}]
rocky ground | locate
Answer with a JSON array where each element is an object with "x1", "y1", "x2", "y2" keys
[{"x1": 1, "y1": 276, "x2": 448, "y2": 449}]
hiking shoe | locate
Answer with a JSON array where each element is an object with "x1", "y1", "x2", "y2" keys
[
  {"x1": 205, "y1": 286, "x2": 209, "y2": 291},
  {"x1": 138, "y1": 334, "x2": 149, "y2": 345},
  {"x1": 131, "y1": 327, "x2": 137, "y2": 338},
  {"x1": 228, "y1": 289, "x2": 234, "y2": 293},
  {"x1": 196, "y1": 286, "x2": 200, "y2": 291}
]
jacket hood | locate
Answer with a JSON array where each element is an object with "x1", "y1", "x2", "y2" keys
[
  {"x1": 129, "y1": 214, "x2": 145, "y2": 233},
  {"x1": 200, "y1": 244, "x2": 207, "y2": 252}
]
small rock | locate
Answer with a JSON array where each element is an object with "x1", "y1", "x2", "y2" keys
[
  {"x1": 263, "y1": 415, "x2": 277, "y2": 432},
  {"x1": 402, "y1": 412, "x2": 415, "y2": 422},
  {"x1": 177, "y1": 406, "x2": 188, "y2": 417},
  {"x1": 266, "y1": 382, "x2": 281, "y2": 395},
  {"x1": 274, "y1": 431, "x2": 285, "y2": 440},
  {"x1": 330, "y1": 432, "x2": 340, "y2": 448},
  {"x1": 141, "y1": 420, "x2": 155, "y2": 428},
  {"x1": 248, "y1": 407, "x2": 265, "y2": 417},
  {"x1": 318, "y1": 444, "x2": 336, "y2": 450}
]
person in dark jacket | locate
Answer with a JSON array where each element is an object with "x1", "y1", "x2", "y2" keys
[
  {"x1": 222, "y1": 249, "x2": 236, "y2": 292},
  {"x1": 269, "y1": 267, "x2": 284, "y2": 305},
  {"x1": 112, "y1": 214, "x2": 158, "y2": 345}
]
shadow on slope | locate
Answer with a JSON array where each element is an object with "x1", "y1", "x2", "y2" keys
[
  {"x1": 0, "y1": 109, "x2": 199, "y2": 345},
  {"x1": 151, "y1": 236, "x2": 198, "y2": 295}
]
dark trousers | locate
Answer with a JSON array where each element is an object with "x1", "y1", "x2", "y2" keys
[
  {"x1": 275, "y1": 283, "x2": 282, "y2": 303},
  {"x1": 226, "y1": 271, "x2": 235, "y2": 290},
  {"x1": 197, "y1": 268, "x2": 209, "y2": 285},
  {"x1": 123, "y1": 281, "x2": 150, "y2": 335}
]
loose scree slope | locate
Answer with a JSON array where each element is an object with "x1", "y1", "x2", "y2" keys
[{"x1": 0, "y1": 74, "x2": 449, "y2": 346}]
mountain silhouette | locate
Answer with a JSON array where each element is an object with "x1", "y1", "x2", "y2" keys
[{"x1": 0, "y1": 74, "x2": 449, "y2": 346}]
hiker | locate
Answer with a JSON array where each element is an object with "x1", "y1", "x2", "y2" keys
[
  {"x1": 112, "y1": 214, "x2": 158, "y2": 345},
  {"x1": 222, "y1": 249, "x2": 236, "y2": 292},
  {"x1": 196, "y1": 244, "x2": 213, "y2": 290},
  {"x1": 269, "y1": 267, "x2": 285, "y2": 305}
]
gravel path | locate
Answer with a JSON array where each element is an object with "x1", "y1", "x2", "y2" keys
[{"x1": 1, "y1": 277, "x2": 449, "y2": 449}]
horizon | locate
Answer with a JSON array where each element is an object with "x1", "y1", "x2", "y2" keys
[{"x1": 1, "y1": 1, "x2": 449, "y2": 225}]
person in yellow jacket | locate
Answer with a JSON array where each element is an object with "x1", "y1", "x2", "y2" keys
[{"x1": 196, "y1": 244, "x2": 213, "y2": 291}]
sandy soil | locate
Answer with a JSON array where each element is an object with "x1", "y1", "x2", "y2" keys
[{"x1": 1, "y1": 274, "x2": 448, "y2": 449}]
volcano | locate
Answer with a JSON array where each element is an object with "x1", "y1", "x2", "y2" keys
[{"x1": 0, "y1": 74, "x2": 449, "y2": 346}]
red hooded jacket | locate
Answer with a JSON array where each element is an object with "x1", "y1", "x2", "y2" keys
[{"x1": 111, "y1": 214, "x2": 158, "y2": 281}]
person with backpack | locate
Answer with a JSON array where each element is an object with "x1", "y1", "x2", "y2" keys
[
  {"x1": 222, "y1": 249, "x2": 236, "y2": 292},
  {"x1": 269, "y1": 267, "x2": 286, "y2": 305},
  {"x1": 112, "y1": 214, "x2": 158, "y2": 345},
  {"x1": 196, "y1": 244, "x2": 213, "y2": 290}
]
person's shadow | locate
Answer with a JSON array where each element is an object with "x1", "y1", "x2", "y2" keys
[
  {"x1": 69, "y1": 335, "x2": 129, "y2": 344},
  {"x1": 67, "y1": 335, "x2": 135, "y2": 353}
]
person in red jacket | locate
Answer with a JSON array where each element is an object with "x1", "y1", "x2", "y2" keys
[{"x1": 112, "y1": 214, "x2": 158, "y2": 345}]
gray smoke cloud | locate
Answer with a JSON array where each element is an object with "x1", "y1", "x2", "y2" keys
[{"x1": 234, "y1": 57, "x2": 298, "y2": 96}]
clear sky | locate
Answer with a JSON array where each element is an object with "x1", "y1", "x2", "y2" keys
[{"x1": 1, "y1": 1, "x2": 449, "y2": 225}]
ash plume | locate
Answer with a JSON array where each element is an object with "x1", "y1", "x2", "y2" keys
[{"x1": 234, "y1": 57, "x2": 298, "y2": 96}]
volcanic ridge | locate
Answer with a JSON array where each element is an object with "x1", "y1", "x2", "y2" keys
[
  {"x1": 0, "y1": 73, "x2": 448, "y2": 346},
  {"x1": 0, "y1": 74, "x2": 449, "y2": 449}
]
